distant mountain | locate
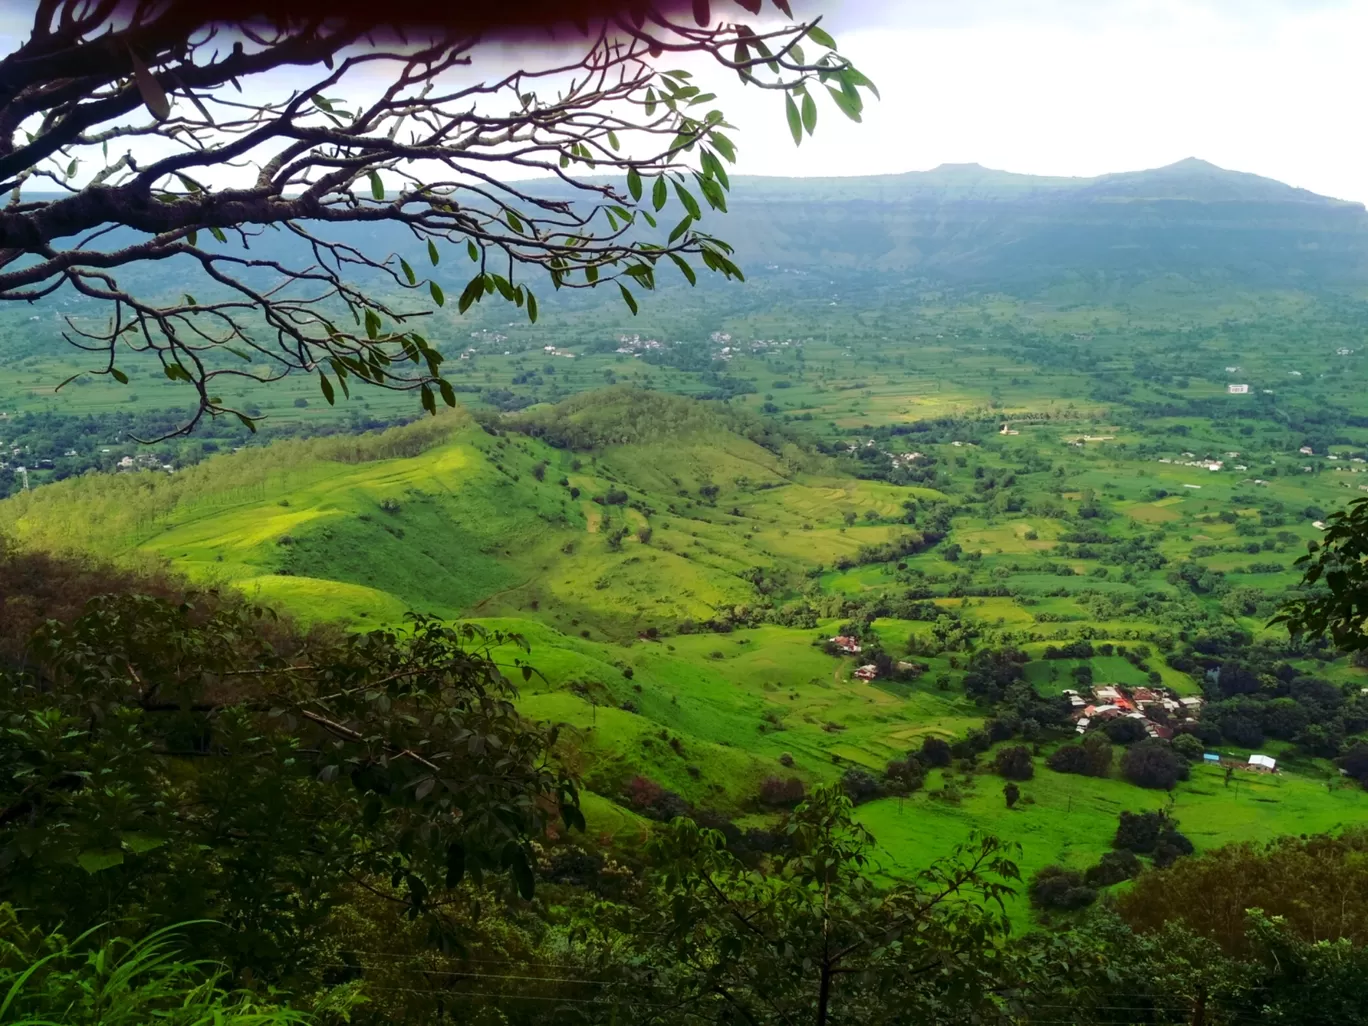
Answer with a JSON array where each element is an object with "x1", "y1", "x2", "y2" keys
[{"x1": 706, "y1": 158, "x2": 1368, "y2": 290}]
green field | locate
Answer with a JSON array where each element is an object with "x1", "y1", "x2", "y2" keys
[{"x1": 6, "y1": 281, "x2": 1368, "y2": 903}]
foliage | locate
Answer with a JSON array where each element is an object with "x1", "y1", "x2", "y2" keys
[
  {"x1": 1275, "y1": 495, "x2": 1368, "y2": 650},
  {"x1": 1046, "y1": 734, "x2": 1114, "y2": 777},
  {"x1": 1120, "y1": 739, "x2": 1190, "y2": 790},
  {"x1": 598, "y1": 786, "x2": 1020, "y2": 1026},
  {"x1": 0, "y1": 593, "x2": 576, "y2": 984},
  {"x1": 1027, "y1": 865, "x2": 1095, "y2": 911},
  {"x1": 0, "y1": 906, "x2": 315, "y2": 1026},
  {"x1": 993, "y1": 744, "x2": 1035, "y2": 781}
]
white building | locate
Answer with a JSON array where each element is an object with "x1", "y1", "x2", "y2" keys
[{"x1": 1227, "y1": 384, "x2": 1249, "y2": 394}]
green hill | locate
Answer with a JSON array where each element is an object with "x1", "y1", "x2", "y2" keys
[{"x1": 0, "y1": 388, "x2": 937, "y2": 634}]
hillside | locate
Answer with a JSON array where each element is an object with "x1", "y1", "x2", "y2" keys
[
  {"x1": 0, "y1": 388, "x2": 938, "y2": 633},
  {"x1": 711, "y1": 158, "x2": 1368, "y2": 287}
]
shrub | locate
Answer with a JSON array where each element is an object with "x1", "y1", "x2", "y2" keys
[
  {"x1": 1085, "y1": 849, "x2": 1141, "y2": 887},
  {"x1": 1172, "y1": 733, "x2": 1206, "y2": 762},
  {"x1": 1341, "y1": 742, "x2": 1368, "y2": 785},
  {"x1": 1121, "y1": 740, "x2": 1190, "y2": 790},
  {"x1": 1114, "y1": 810, "x2": 1191, "y2": 860},
  {"x1": 994, "y1": 744, "x2": 1034, "y2": 781},
  {"x1": 884, "y1": 756, "x2": 924, "y2": 793},
  {"x1": 1004, "y1": 782, "x2": 1020, "y2": 808},
  {"x1": 1047, "y1": 734, "x2": 1113, "y2": 777},
  {"x1": 919, "y1": 736, "x2": 952, "y2": 767},
  {"x1": 841, "y1": 768, "x2": 884, "y2": 805},
  {"x1": 758, "y1": 776, "x2": 806, "y2": 808},
  {"x1": 1104, "y1": 716, "x2": 1148, "y2": 745},
  {"x1": 1029, "y1": 865, "x2": 1097, "y2": 911}
]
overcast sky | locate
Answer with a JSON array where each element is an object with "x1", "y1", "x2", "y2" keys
[{"x1": 710, "y1": 0, "x2": 1368, "y2": 202}]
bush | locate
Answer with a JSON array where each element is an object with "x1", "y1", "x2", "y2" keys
[
  {"x1": 758, "y1": 776, "x2": 806, "y2": 808},
  {"x1": 1004, "y1": 782, "x2": 1020, "y2": 808},
  {"x1": 1084, "y1": 849, "x2": 1141, "y2": 887},
  {"x1": 919, "y1": 736, "x2": 952, "y2": 767},
  {"x1": 1114, "y1": 810, "x2": 1192, "y2": 865},
  {"x1": 1047, "y1": 734, "x2": 1113, "y2": 777},
  {"x1": 1029, "y1": 866, "x2": 1097, "y2": 911},
  {"x1": 1172, "y1": 733, "x2": 1206, "y2": 762},
  {"x1": 1121, "y1": 740, "x2": 1190, "y2": 790},
  {"x1": 1104, "y1": 716, "x2": 1148, "y2": 745},
  {"x1": 884, "y1": 756, "x2": 925, "y2": 793},
  {"x1": 994, "y1": 744, "x2": 1035, "y2": 781},
  {"x1": 841, "y1": 768, "x2": 884, "y2": 805},
  {"x1": 1341, "y1": 742, "x2": 1368, "y2": 784}
]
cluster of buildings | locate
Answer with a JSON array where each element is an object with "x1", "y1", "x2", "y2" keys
[
  {"x1": 841, "y1": 439, "x2": 923, "y2": 471},
  {"x1": 115, "y1": 453, "x2": 174, "y2": 473},
  {"x1": 1065, "y1": 682, "x2": 1204, "y2": 741},
  {"x1": 614, "y1": 333, "x2": 668, "y2": 356}
]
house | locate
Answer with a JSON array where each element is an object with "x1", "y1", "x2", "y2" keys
[
  {"x1": 1248, "y1": 753, "x2": 1277, "y2": 771},
  {"x1": 1313, "y1": 521, "x2": 1327, "y2": 530},
  {"x1": 853, "y1": 664, "x2": 879, "y2": 682},
  {"x1": 1074, "y1": 716, "x2": 1091, "y2": 735},
  {"x1": 1179, "y1": 696, "x2": 1204, "y2": 709},
  {"x1": 1300, "y1": 446, "x2": 1314, "y2": 455},
  {"x1": 1092, "y1": 685, "x2": 1122, "y2": 703},
  {"x1": 1129, "y1": 687, "x2": 1161, "y2": 705},
  {"x1": 830, "y1": 636, "x2": 862, "y2": 654},
  {"x1": 1227, "y1": 384, "x2": 1249, "y2": 394}
]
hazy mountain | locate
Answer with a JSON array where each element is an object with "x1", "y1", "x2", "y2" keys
[{"x1": 708, "y1": 158, "x2": 1368, "y2": 290}]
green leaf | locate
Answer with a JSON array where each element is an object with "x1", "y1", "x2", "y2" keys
[
  {"x1": 467, "y1": 239, "x2": 479, "y2": 262},
  {"x1": 801, "y1": 90, "x2": 817, "y2": 135},
  {"x1": 527, "y1": 291, "x2": 538, "y2": 323},
  {"x1": 667, "y1": 214, "x2": 693, "y2": 244},
  {"x1": 368, "y1": 170, "x2": 384, "y2": 200},
  {"x1": 506, "y1": 210, "x2": 523, "y2": 233},
  {"x1": 673, "y1": 180, "x2": 702, "y2": 220},
  {"x1": 428, "y1": 239, "x2": 440, "y2": 266},
  {"x1": 420, "y1": 383, "x2": 436, "y2": 415},
  {"x1": 709, "y1": 131, "x2": 737, "y2": 162},
  {"x1": 78, "y1": 850, "x2": 124, "y2": 874},
  {"x1": 619, "y1": 282, "x2": 638, "y2": 315},
  {"x1": 827, "y1": 83, "x2": 863, "y2": 121},
  {"x1": 785, "y1": 92, "x2": 803, "y2": 145},
  {"x1": 510, "y1": 852, "x2": 535, "y2": 899},
  {"x1": 667, "y1": 252, "x2": 697, "y2": 286},
  {"x1": 627, "y1": 167, "x2": 642, "y2": 202},
  {"x1": 319, "y1": 371, "x2": 335, "y2": 405},
  {"x1": 458, "y1": 274, "x2": 485, "y2": 314},
  {"x1": 120, "y1": 832, "x2": 166, "y2": 854},
  {"x1": 438, "y1": 378, "x2": 456, "y2": 407},
  {"x1": 807, "y1": 24, "x2": 836, "y2": 49},
  {"x1": 234, "y1": 411, "x2": 257, "y2": 432},
  {"x1": 585, "y1": 263, "x2": 598, "y2": 284},
  {"x1": 652, "y1": 175, "x2": 668, "y2": 212},
  {"x1": 208, "y1": 226, "x2": 227, "y2": 244},
  {"x1": 430, "y1": 281, "x2": 445, "y2": 306},
  {"x1": 399, "y1": 258, "x2": 416, "y2": 284},
  {"x1": 187, "y1": 229, "x2": 197, "y2": 246},
  {"x1": 364, "y1": 308, "x2": 381, "y2": 340},
  {"x1": 110, "y1": 367, "x2": 129, "y2": 384},
  {"x1": 607, "y1": 129, "x2": 620, "y2": 150}
]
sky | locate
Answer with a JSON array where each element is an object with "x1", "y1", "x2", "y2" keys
[
  {"x1": 706, "y1": 0, "x2": 1368, "y2": 203},
  {"x1": 2, "y1": 0, "x2": 1365, "y2": 203}
]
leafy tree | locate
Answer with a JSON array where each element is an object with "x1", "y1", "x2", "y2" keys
[
  {"x1": 1121, "y1": 739, "x2": 1190, "y2": 789},
  {"x1": 1003, "y1": 781, "x2": 1020, "y2": 808},
  {"x1": 919, "y1": 735, "x2": 953, "y2": 768},
  {"x1": 1339, "y1": 741, "x2": 1368, "y2": 785},
  {"x1": 606, "y1": 786, "x2": 1020, "y2": 1026},
  {"x1": 993, "y1": 744, "x2": 1034, "y2": 781},
  {"x1": 1114, "y1": 831, "x2": 1368, "y2": 957},
  {"x1": 1028, "y1": 866, "x2": 1096, "y2": 911},
  {"x1": 1276, "y1": 495, "x2": 1368, "y2": 650},
  {"x1": 1172, "y1": 732, "x2": 1206, "y2": 761},
  {"x1": 0, "y1": 593, "x2": 576, "y2": 983},
  {"x1": 1084, "y1": 849, "x2": 1141, "y2": 888},
  {"x1": 0, "y1": 0, "x2": 871, "y2": 437},
  {"x1": 1046, "y1": 734, "x2": 1113, "y2": 777},
  {"x1": 1103, "y1": 716, "x2": 1148, "y2": 745},
  {"x1": 840, "y1": 767, "x2": 884, "y2": 805}
]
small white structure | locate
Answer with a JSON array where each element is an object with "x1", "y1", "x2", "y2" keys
[
  {"x1": 1227, "y1": 384, "x2": 1249, "y2": 394},
  {"x1": 1313, "y1": 521, "x2": 1327, "y2": 530},
  {"x1": 1248, "y1": 753, "x2": 1277, "y2": 771},
  {"x1": 1300, "y1": 446, "x2": 1314, "y2": 455}
]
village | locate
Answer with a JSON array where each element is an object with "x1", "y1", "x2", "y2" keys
[{"x1": 828, "y1": 633, "x2": 1284, "y2": 775}]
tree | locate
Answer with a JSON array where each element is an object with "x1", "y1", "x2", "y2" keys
[
  {"x1": 0, "y1": 0, "x2": 872, "y2": 437},
  {"x1": 1084, "y1": 849, "x2": 1141, "y2": 887},
  {"x1": 1172, "y1": 732, "x2": 1206, "y2": 761},
  {"x1": 1340, "y1": 742, "x2": 1368, "y2": 785},
  {"x1": 994, "y1": 744, "x2": 1034, "y2": 781},
  {"x1": 1121, "y1": 739, "x2": 1189, "y2": 789},
  {"x1": 1047, "y1": 733, "x2": 1113, "y2": 777},
  {"x1": 0, "y1": 592, "x2": 576, "y2": 982},
  {"x1": 604, "y1": 786, "x2": 1020, "y2": 1026},
  {"x1": 1103, "y1": 716, "x2": 1148, "y2": 745},
  {"x1": 919, "y1": 735, "x2": 952, "y2": 768},
  {"x1": 1003, "y1": 781, "x2": 1020, "y2": 808},
  {"x1": 1028, "y1": 865, "x2": 1095, "y2": 911},
  {"x1": 1276, "y1": 495, "x2": 1368, "y2": 650}
]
